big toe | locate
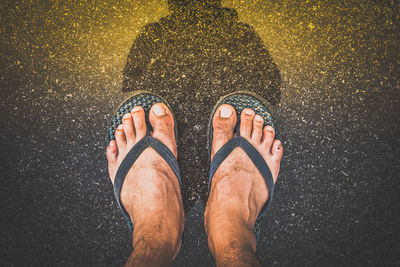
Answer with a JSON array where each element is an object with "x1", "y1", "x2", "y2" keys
[
  {"x1": 211, "y1": 104, "x2": 237, "y2": 159},
  {"x1": 149, "y1": 103, "x2": 177, "y2": 157}
]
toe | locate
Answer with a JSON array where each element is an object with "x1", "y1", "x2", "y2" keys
[
  {"x1": 149, "y1": 103, "x2": 175, "y2": 136},
  {"x1": 149, "y1": 103, "x2": 177, "y2": 155},
  {"x1": 131, "y1": 106, "x2": 146, "y2": 140},
  {"x1": 272, "y1": 139, "x2": 283, "y2": 160},
  {"x1": 106, "y1": 140, "x2": 118, "y2": 182},
  {"x1": 251, "y1": 115, "x2": 264, "y2": 143},
  {"x1": 115, "y1": 124, "x2": 126, "y2": 148},
  {"x1": 262, "y1": 125, "x2": 275, "y2": 151},
  {"x1": 122, "y1": 113, "x2": 135, "y2": 145},
  {"x1": 211, "y1": 104, "x2": 237, "y2": 159},
  {"x1": 240, "y1": 108, "x2": 255, "y2": 138},
  {"x1": 106, "y1": 140, "x2": 118, "y2": 163}
]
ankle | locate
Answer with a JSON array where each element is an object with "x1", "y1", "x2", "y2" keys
[
  {"x1": 214, "y1": 246, "x2": 260, "y2": 267},
  {"x1": 132, "y1": 222, "x2": 183, "y2": 258},
  {"x1": 205, "y1": 171, "x2": 263, "y2": 265},
  {"x1": 206, "y1": 221, "x2": 260, "y2": 267},
  {"x1": 127, "y1": 237, "x2": 178, "y2": 266},
  {"x1": 206, "y1": 217, "x2": 256, "y2": 253}
]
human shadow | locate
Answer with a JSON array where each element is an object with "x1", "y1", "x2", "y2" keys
[{"x1": 122, "y1": 0, "x2": 281, "y2": 211}]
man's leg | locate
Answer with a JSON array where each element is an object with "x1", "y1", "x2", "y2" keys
[
  {"x1": 106, "y1": 103, "x2": 184, "y2": 266},
  {"x1": 205, "y1": 104, "x2": 283, "y2": 266}
]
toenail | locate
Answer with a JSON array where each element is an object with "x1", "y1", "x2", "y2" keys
[
  {"x1": 266, "y1": 125, "x2": 274, "y2": 132},
  {"x1": 131, "y1": 106, "x2": 142, "y2": 113},
  {"x1": 220, "y1": 106, "x2": 232, "y2": 118},
  {"x1": 153, "y1": 104, "x2": 166, "y2": 116},
  {"x1": 123, "y1": 113, "x2": 131, "y2": 120},
  {"x1": 255, "y1": 115, "x2": 263, "y2": 122},
  {"x1": 245, "y1": 109, "x2": 254, "y2": 116},
  {"x1": 117, "y1": 125, "x2": 123, "y2": 130}
]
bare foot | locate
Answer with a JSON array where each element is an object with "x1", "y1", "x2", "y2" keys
[
  {"x1": 106, "y1": 103, "x2": 184, "y2": 265},
  {"x1": 205, "y1": 104, "x2": 283, "y2": 266}
]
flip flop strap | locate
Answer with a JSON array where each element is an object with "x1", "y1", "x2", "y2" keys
[
  {"x1": 209, "y1": 136, "x2": 275, "y2": 219},
  {"x1": 114, "y1": 136, "x2": 181, "y2": 219}
]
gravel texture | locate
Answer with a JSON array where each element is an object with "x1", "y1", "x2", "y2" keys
[{"x1": 1, "y1": 0, "x2": 399, "y2": 266}]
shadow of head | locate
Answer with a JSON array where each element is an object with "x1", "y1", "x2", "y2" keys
[
  {"x1": 167, "y1": 0, "x2": 222, "y2": 11},
  {"x1": 122, "y1": 1, "x2": 281, "y2": 106}
]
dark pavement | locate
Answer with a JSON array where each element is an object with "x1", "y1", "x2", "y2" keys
[{"x1": 1, "y1": 1, "x2": 399, "y2": 266}]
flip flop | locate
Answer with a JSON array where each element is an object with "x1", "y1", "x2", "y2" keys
[
  {"x1": 207, "y1": 91, "x2": 278, "y2": 241},
  {"x1": 107, "y1": 91, "x2": 181, "y2": 233}
]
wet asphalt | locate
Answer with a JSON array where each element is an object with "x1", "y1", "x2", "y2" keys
[{"x1": 1, "y1": 1, "x2": 399, "y2": 266}]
